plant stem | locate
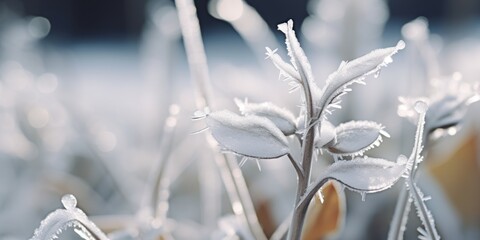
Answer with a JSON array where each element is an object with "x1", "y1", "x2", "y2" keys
[
  {"x1": 175, "y1": 0, "x2": 266, "y2": 238},
  {"x1": 287, "y1": 115, "x2": 317, "y2": 239}
]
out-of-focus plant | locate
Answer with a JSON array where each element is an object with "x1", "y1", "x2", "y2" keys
[{"x1": 388, "y1": 17, "x2": 480, "y2": 240}]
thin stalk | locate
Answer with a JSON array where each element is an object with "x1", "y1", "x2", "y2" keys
[
  {"x1": 140, "y1": 107, "x2": 178, "y2": 219},
  {"x1": 285, "y1": 26, "x2": 319, "y2": 237},
  {"x1": 287, "y1": 153, "x2": 304, "y2": 179},
  {"x1": 388, "y1": 102, "x2": 427, "y2": 240},
  {"x1": 174, "y1": 0, "x2": 266, "y2": 238},
  {"x1": 270, "y1": 211, "x2": 292, "y2": 240},
  {"x1": 388, "y1": 185, "x2": 411, "y2": 240}
]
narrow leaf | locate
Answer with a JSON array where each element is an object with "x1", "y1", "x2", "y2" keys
[
  {"x1": 206, "y1": 110, "x2": 289, "y2": 159},
  {"x1": 265, "y1": 47, "x2": 301, "y2": 83},
  {"x1": 235, "y1": 99, "x2": 297, "y2": 136},
  {"x1": 326, "y1": 121, "x2": 389, "y2": 157},
  {"x1": 317, "y1": 41, "x2": 405, "y2": 119},
  {"x1": 277, "y1": 19, "x2": 322, "y2": 116}
]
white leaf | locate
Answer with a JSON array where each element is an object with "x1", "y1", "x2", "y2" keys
[
  {"x1": 299, "y1": 156, "x2": 409, "y2": 208},
  {"x1": 277, "y1": 19, "x2": 322, "y2": 115},
  {"x1": 235, "y1": 99, "x2": 297, "y2": 136},
  {"x1": 323, "y1": 156, "x2": 407, "y2": 193},
  {"x1": 315, "y1": 120, "x2": 336, "y2": 148},
  {"x1": 326, "y1": 121, "x2": 389, "y2": 157},
  {"x1": 206, "y1": 110, "x2": 289, "y2": 159},
  {"x1": 31, "y1": 195, "x2": 109, "y2": 240},
  {"x1": 265, "y1": 47, "x2": 301, "y2": 83},
  {"x1": 317, "y1": 41, "x2": 405, "y2": 118},
  {"x1": 426, "y1": 94, "x2": 471, "y2": 133}
]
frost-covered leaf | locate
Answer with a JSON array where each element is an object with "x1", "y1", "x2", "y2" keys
[
  {"x1": 317, "y1": 40, "x2": 405, "y2": 119},
  {"x1": 302, "y1": 181, "x2": 345, "y2": 240},
  {"x1": 265, "y1": 47, "x2": 301, "y2": 83},
  {"x1": 426, "y1": 94, "x2": 478, "y2": 135},
  {"x1": 323, "y1": 156, "x2": 407, "y2": 193},
  {"x1": 235, "y1": 98, "x2": 297, "y2": 135},
  {"x1": 326, "y1": 121, "x2": 389, "y2": 157},
  {"x1": 299, "y1": 156, "x2": 409, "y2": 207},
  {"x1": 314, "y1": 120, "x2": 336, "y2": 148},
  {"x1": 276, "y1": 19, "x2": 322, "y2": 115},
  {"x1": 31, "y1": 194, "x2": 109, "y2": 240},
  {"x1": 206, "y1": 110, "x2": 289, "y2": 159}
]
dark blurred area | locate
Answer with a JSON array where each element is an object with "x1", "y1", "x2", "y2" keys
[{"x1": 4, "y1": 0, "x2": 480, "y2": 41}]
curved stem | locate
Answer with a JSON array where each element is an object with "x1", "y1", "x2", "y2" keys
[
  {"x1": 287, "y1": 153, "x2": 304, "y2": 179},
  {"x1": 175, "y1": 0, "x2": 266, "y2": 238}
]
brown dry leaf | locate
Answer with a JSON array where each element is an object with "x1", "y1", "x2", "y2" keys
[
  {"x1": 301, "y1": 181, "x2": 345, "y2": 240},
  {"x1": 428, "y1": 133, "x2": 480, "y2": 225},
  {"x1": 256, "y1": 199, "x2": 277, "y2": 237}
]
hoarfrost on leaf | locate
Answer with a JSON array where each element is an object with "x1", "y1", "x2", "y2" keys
[
  {"x1": 206, "y1": 110, "x2": 290, "y2": 159},
  {"x1": 326, "y1": 121, "x2": 389, "y2": 157},
  {"x1": 298, "y1": 156, "x2": 410, "y2": 207},
  {"x1": 235, "y1": 99, "x2": 297, "y2": 135},
  {"x1": 317, "y1": 40, "x2": 405, "y2": 119},
  {"x1": 322, "y1": 156, "x2": 408, "y2": 193},
  {"x1": 314, "y1": 120, "x2": 336, "y2": 148},
  {"x1": 30, "y1": 195, "x2": 109, "y2": 240}
]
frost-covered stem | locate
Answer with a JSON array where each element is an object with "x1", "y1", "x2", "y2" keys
[
  {"x1": 388, "y1": 102, "x2": 428, "y2": 240},
  {"x1": 288, "y1": 176, "x2": 329, "y2": 240},
  {"x1": 175, "y1": 0, "x2": 213, "y2": 109},
  {"x1": 141, "y1": 108, "x2": 177, "y2": 219},
  {"x1": 388, "y1": 184, "x2": 411, "y2": 240},
  {"x1": 409, "y1": 180, "x2": 439, "y2": 240},
  {"x1": 175, "y1": 0, "x2": 266, "y2": 237},
  {"x1": 287, "y1": 153, "x2": 304, "y2": 179},
  {"x1": 215, "y1": 153, "x2": 267, "y2": 240},
  {"x1": 287, "y1": 51, "x2": 318, "y2": 239}
]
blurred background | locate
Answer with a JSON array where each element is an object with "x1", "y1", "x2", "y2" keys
[{"x1": 0, "y1": 0, "x2": 479, "y2": 239}]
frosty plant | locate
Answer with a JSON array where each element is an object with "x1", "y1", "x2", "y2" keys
[
  {"x1": 30, "y1": 194, "x2": 109, "y2": 240},
  {"x1": 388, "y1": 17, "x2": 480, "y2": 240},
  {"x1": 203, "y1": 19, "x2": 409, "y2": 239},
  {"x1": 388, "y1": 74, "x2": 479, "y2": 240}
]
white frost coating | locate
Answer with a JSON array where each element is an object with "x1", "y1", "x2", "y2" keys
[
  {"x1": 318, "y1": 40, "x2": 405, "y2": 119},
  {"x1": 265, "y1": 47, "x2": 301, "y2": 82},
  {"x1": 298, "y1": 156, "x2": 409, "y2": 208},
  {"x1": 326, "y1": 121, "x2": 388, "y2": 157},
  {"x1": 324, "y1": 157, "x2": 407, "y2": 193},
  {"x1": 425, "y1": 94, "x2": 475, "y2": 134},
  {"x1": 409, "y1": 182, "x2": 441, "y2": 240},
  {"x1": 314, "y1": 120, "x2": 336, "y2": 148},
  {"x1": 206, "y1": 110, "x2": 289, "y2": 159},
  {"x1": 30, "y1": 195, "x2": 109, "y2": 240},
  {"x1": 235, "y1": 99, "x2": 297, "y2": 135},
  {"x1": 277, "y1": 19, "x2": 322, "y2": 115}
]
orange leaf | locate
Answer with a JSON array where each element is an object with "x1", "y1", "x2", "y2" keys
[
  {"x1": 301, "y1": 181, "x2": 345, "y2": 240},
  {"x1": 429, "y1": 133, "x2": 480, "y2": 225}
]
